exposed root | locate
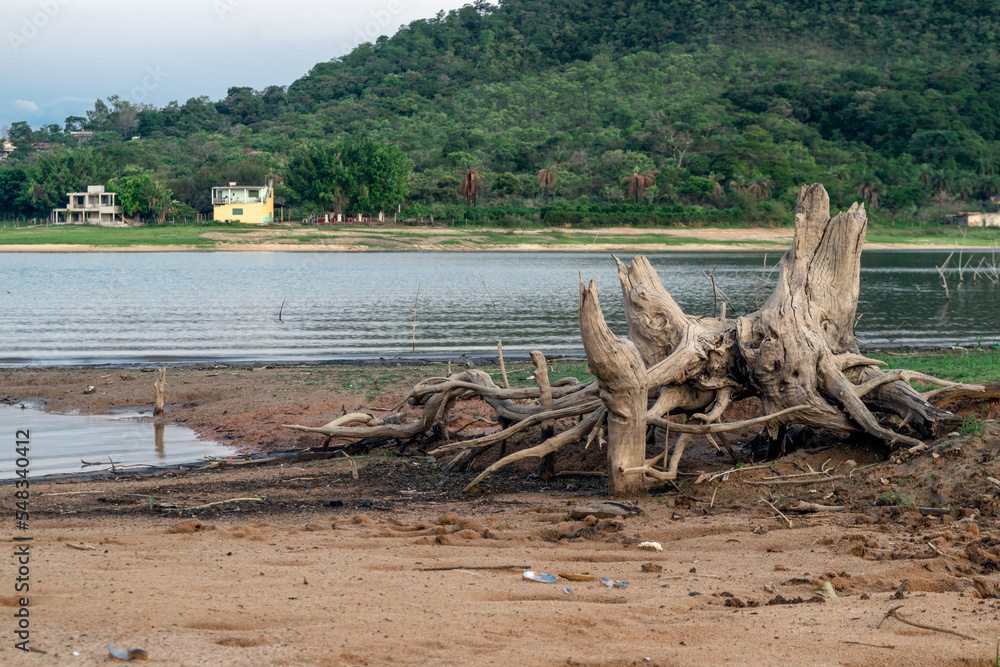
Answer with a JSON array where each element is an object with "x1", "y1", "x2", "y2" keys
[
  {"x1": 427, "y1": 400, "x2": 602, "y2": 455},
  {"x1": 462, "y1": 410, "x2": 603, "y2": 492},
  {"x1": 646, "y1": 405, "x2": 811, "y2": 434}
]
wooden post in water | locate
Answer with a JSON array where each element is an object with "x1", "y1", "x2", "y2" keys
[{"x1": 153, "y1": 367, "x2": 166, "y2": 416}]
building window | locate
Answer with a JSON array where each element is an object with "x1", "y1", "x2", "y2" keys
[
  {"x1": 232, "y1": 208, "x2": 243, "y2": 215},
  {"x1": 249, "y1": 190, "x2": 259, "y2": 198}
]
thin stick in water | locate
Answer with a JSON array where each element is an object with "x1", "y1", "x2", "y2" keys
[
  {"x1": 479, "y1": 274, "x2": 496, "y2": 307},
  {"x1": 279, "y1": 296, "x2": 287, "y2": 322},
  {"x1": 411, "y1": 282, "x2": 421, "y2": 352}
]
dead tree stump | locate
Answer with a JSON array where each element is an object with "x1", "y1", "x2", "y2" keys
[
  {"x1": 579, "y1": 184, "x2": 982, "y2": 496},
  {"x1": 286, "y1": 184, "x2": 982, "y2": 498}
]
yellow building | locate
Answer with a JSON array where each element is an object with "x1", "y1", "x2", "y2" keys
[{"x1": 212, "y1": 181, "x2": 274, "y2": 224}]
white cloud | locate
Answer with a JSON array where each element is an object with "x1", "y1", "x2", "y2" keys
[{"x1": 14, "y1": 99, "x2": 38, "y2": 112}]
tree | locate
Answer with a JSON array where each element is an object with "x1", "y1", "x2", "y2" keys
[
  {"x1": 457, "y1": 166, "x2": 482, "y2": 206},
  {"x1": 341, "y1": 137, "x2": 411, "y2": 217},
  {"x1": 493, "y1": 171, "x2": 520, "y2": 198},
  {"x1": 536, "y1": 164, "x2": 560, "y2": 203},
  {"x1": 284, "y1": 142, "x2": 350, "y2": 216},
  {"x1": 747, "y1": 176, "x2": 771, "y2": 200},
  {"x1": 663, "y1": 125, "x2": 693, "y2": 167},
  {"x1": 855, "y1": 174, "x2": 882, "y2": 208},
  {"x1": 64, "y1": 116, "x2": 87, "y2": 133},
  {"x1": 9, "y1": 122, "x2": 32, "y2": 143},
  {"x1": 883, "y1": 184, "x2": 925, "y2": 224},
  {"x1": 109, "y1": 172, "x2": 176, "y2": 223},
  {"x1": 620, "y1": 167, "x2": 659, "y2": 203},
  {"x1": 86, "y1": 99, "x2": 110, "y2": 131},
  {"x1": 0, "y1": 168, "x2": 32, "y2": 217}
]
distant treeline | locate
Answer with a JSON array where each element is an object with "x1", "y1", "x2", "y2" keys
[{"x1": 3, "y1": 0, "x2": 1000, "y2": 225}]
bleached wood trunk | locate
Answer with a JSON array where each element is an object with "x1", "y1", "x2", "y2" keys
[
  {"x1": 577, "y1": 184, "x2": 976, "y2": 496},
  {"x1": 579, "y1": 282, "x2": 649, "y2": 496}
]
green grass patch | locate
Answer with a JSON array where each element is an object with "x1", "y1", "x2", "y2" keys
[
  {"x1": 481, "y1": 359, "x2": 594, "y2": 388},
  {"x1": 875, "y1": 491, "x2": 915, "y2": 506},
  {"x1": 866, "y1": 347, "x2": 1000, "y2": 385},
  {"x1": 865, "y1": 224, "x2": 1000, "y2": 246},
  {"x1": 0, "y1": 222, "x2": 252, "y2": 248}
]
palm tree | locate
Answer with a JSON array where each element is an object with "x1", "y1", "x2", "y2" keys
[
  {"x1": 747, "y1": 176, "x2": 771, "y2": 201},
  {"x1": 930, "y1": 169, "x2": 951, "y2": 195},
  {"x1": 974, "y1": 152, "x2": 999, "y2": 176},
  {"x1": 707, "y1": 172, "x2": 725, "y2": 198},
  {"x1": 727, "y1": 176, "x2": 749, "y2": 195},
  {"x1": 536, "y1": 164, "x2": 560, "y2": 203},
  {"x1": 916, "y1": 163, "x2": 935, "y2": 188},
  {"x1": 457, "y1": 167, "x2": 482, "y2": 206},
  {"x1": 979, "y1": 173, "x2": 1000, "y2": 200},
  {"x1": 954, "y1": 176, "x2": 977, "y2": 201},
  {"x1": 620, "y1": 167, "x2": 660, "y2": 203},
  {"x1": 855, "y1": 173, "x2": 882, "y2": 208}
]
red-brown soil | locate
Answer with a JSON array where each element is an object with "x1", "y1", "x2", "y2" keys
[{"x1": 1, "y1": 365, "x2": 999, "y2": 666}]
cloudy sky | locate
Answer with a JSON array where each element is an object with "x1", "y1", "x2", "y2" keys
[{"x1": 1, "y1": 0, "x2": 470, "y2": 131}]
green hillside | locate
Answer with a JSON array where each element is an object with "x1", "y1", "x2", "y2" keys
[{"x1": 3, "y1": 0, "x2": 1000, "y2": 227}]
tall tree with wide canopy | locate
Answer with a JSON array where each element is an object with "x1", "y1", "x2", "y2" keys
[
  {"x1": 109, "y1": 171, "x2": 176, "y2": 223},
  {"x1": 620, "y1": 167, "x2": 660, "y2": 203},
  {"x1": 340, "y1": 137, "x2": 411, "y2": 217},
  {"x1": 284, "y1": 142, "x2": 350, "y2": 216}
]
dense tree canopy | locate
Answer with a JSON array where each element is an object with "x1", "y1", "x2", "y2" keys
[
  {"x1": 4, "y1": 0, "x2": 1000, "y2": 225},
  {"x1": 108, "y1": 171, "x2": 176, "y2": 223},
  {"x1": 284, "y1": 138, "x2": 410, "y2": 216}
]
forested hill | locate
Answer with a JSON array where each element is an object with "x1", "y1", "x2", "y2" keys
[{"x1": 3, "y1": 0, "x2": 1000, "y2": 225}]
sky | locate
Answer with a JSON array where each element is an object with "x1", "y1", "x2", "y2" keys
[{"x1": 1, "y1": 0, "x2": 471, "y2": 131}]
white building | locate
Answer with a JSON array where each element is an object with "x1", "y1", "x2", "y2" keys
[{"x1": 51, "y1": 185, "x2": 124, "y2": 226}]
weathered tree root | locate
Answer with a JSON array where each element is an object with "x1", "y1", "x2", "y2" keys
[
  {"x1": 576, "y1": 184, "x2": 982, "y2": 495},
  {"x1": 285, "y1": 366, "x2": 604, "y2": 482},
  {"x1": 285, "y1": 184, "x2": 983, "y2": 498}
]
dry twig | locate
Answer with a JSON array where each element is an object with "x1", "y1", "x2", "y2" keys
[
  {"x1": 180, "y1": 497, "x2": 265, "y2": 511},
  {"x1": 877, "y1": 605, "x2": 977, "y2": 641},
  {"x1": 759, "y1": 497, "x2": 792, "y2": 527}
]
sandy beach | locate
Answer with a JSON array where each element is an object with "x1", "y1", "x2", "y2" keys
[
  {"x1": 0, "y1": 225, "x2": 993, "y2": 253},
  {"x1": 2, "y1": 364, "x2": 999, "y2": 665}
]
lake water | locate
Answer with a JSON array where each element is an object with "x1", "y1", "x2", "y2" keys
[
  {"x1": 0, "y1": 403, "x2": 233, "y2": 479},
  {"x1": 0, "y1": 250, "x2": 996, "y2": 366}
]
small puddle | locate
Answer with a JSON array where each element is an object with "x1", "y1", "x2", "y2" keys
[{"x1": 0, "y1": 404, "x2": 235, "y2": 478}]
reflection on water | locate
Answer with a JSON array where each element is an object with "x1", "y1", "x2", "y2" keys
[
  {"x1": 0, "y1": 250, "x2": 996, "y2": 365},
  {"x1": 0, "y1": 404, "x2": 231, "y2": 478}
]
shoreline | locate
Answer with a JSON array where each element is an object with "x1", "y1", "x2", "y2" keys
[
  {"x1": 0, "y1": 343, "x2": 986, "y2": 371},
  {"x1": 2, "y1": 360, "x2": 998, "y2": 665},
  {"x1": 0, "y1": 225, "x2": 995, "y2": 252}
]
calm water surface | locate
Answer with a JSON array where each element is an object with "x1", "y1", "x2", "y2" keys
[
  {"x1": 0, "y1": 250, "x2": 996, "y2": 365},
  {"x1": 0, "y1": 404, "x2": 232, "y2": 479}
]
